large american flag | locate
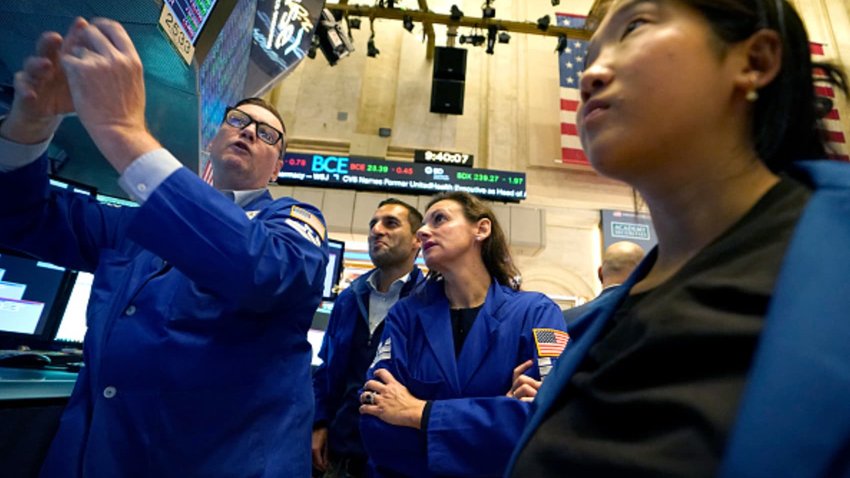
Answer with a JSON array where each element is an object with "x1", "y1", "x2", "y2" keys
[
  {"x1": 557, "y1": 13, "x2": 590, "y2": 166},
  {"x1": 200, "y1": 152, "x2": 215, "y2": 185},
  {"x1": 556, "y1": 15, "x2": 848, "y2": 165},
  {"x1": 812, "y1": 42, "x2": 849, "y2": 161}
]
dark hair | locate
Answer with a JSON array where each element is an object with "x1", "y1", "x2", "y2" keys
[
  {"x1": 233, "y1": 97, "x2": 287, "y2": 155},
  {"x1": 425, "y1": 192, "x2": 520, "y2": 290},
  {"x1": 590, "y1": 0, "x2": 848, "y2": 172},
  {"x1": 378, "y1": 198, "x2": 423, "y2": 233}
]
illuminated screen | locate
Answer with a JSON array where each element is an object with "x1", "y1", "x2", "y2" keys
[
  {"x1": 0, "y1": 251, "x2": 67, "y2": 338},
  {"x1": 244, "y1": 0, "x2": 323, "y2": 96},
  {"x1": 199, "y1": 0, "x2": 255, "y2": 149},
  {"x1": 96, "y1": 193, "x2": 139, "y2": 208},
  {"x1": 308, "y1": 328, "x2": 324, "y2": 366},
  {"x1": 323, "y1": 239, "x2": 345, "y2": 301},
  {"x1": 164, "y1": 0, "x2": 222, "y2": 45},
  {"x1": 54, "y1": 272, "x2": 93, "y2": 345},
  {"x1": 279, "y1": 153, "x2": 528, "y2": 202},
  {"x1": 308, "y1": 302, "x2": 332, "y2": 367},
  {"x1": 50, "y1": 177, "x2": 96, "y2": 197}
]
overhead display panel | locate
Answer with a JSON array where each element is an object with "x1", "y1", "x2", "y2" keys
[
  {"x1": 159, "y1": 0, "x2": 237, "y2": 64},
  {"x1": 278, "y1": 153, "x2": 527, "y2": 202}
]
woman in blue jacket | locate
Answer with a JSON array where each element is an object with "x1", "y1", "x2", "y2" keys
[
  {"x1": 359, "y1": 191, "x2": 568, "y2": 477},
  {"x1": 506, "y1": 1, "x2": 850, "y2": 477}
]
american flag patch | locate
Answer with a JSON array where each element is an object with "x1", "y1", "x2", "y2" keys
[{"x1": 533, "y1": 328, "x2": 570, "y2": 357}]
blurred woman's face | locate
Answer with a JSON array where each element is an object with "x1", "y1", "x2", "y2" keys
[
  {"x1": 417, "y1": 200, "x2": 480, "y2": 273},
  {"x1": 578, "y1": 0, "x2": 740, "y2": 182}
]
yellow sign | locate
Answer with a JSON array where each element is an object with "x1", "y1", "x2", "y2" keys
[{"x1": 159, "y1": 5, "x2": 195, "y2": 65}]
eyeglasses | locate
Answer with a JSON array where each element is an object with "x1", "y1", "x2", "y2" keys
[{"x1": 222, "y1": 107, "x2": 285, "y2": 147}]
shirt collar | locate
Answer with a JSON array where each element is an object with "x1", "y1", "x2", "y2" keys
[
  {"x1": 368, "y1": 269, "x2": 412, "y2": 293},
  {"x1": 219, "y1": 188, "x2": 267, "y2": 207}
]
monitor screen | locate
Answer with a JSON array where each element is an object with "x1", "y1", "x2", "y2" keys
[
  {"x1": 243, "y1": 0, "x2": 324, "y2": 96},
  {"x1": 0, "y1": 249, "x2": 69, "y2": 345},
  {"x1": 307, "y1": 327, "x2": 325, "y2": 366},
  {"x1": 308, "y1": 301, "x2": 332, "y2": 367},
  {"x1": 95, "y1": 193, "x2": 139, "y2": 208},
  {"x1": 54, "y1": 271, "x2": 93, "y2": 345},
  {"x1": 323, "y1": 239, "x2": 345, "y2": 301},
  {"x1": 49, "y1": 176, "x2": 96, "y2": 197}
]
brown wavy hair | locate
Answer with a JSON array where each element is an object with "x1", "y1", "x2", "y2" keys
[{"x1": 425, "y1": 192, "x2": 521, "y2": 290}]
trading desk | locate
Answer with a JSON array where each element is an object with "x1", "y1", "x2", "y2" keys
[{"x1": 0, "y1": 367, "x2": 78, "y2": 477}]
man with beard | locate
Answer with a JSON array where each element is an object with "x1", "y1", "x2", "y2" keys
[{"x1": 312, "y1": 198, "x2": 423, "y2": 478}]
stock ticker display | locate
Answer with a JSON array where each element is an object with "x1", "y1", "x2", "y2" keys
[
  {"x1": 278, "y1": 153, "x2": 527, "y2": 202},
  {"x1": 164, "y1": 0, "x2": 219, "y2": 44}
]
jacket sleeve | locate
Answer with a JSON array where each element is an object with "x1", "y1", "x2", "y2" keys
[
  {"x1": 359, "y1": 300, "x2": 430, "y2": 475},
  {"x1": 424, "y1": 296, "x2": 568, "y2": 477},
  {"x1": 125, "y1": 168, "x2": 328, "y2": 312},
  {"x1": 0, "y1": 156, "x2": 132, "y2": 272}
]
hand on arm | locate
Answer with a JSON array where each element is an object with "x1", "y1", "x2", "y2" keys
[
  {"x1": 59, "y1": 17, "x2": 159, "y2": 173},
  {"x1": 359, "y1": 368, "x2": 427, "y2": 429},
  {"x1": 506, "y1": 359, "x2": 542, "y2": 402},
  {"x1": 311, "y1": 427, "x2": 329, "y2": 472}
]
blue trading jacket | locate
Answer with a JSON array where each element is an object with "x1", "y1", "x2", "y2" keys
[
  {"x1": 313, "y1": 266, "x2": 424, "y2": 427},
  {"x1": 506, "y1": 160, "x2": 850, "y2": 478},
  {"x1": 0, "y1": 157, "x2": 328, "y2": 478},
  {"x1": 361, "y1": 279, "x2": 568, "y2": 477}
]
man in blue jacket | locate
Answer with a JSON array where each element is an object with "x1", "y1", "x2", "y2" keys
[
  {"x1": 312, "y1": 198, "x2": 423, "y2": 478},
  {"x1": 0, "y1": 19, "x2": 327, "y2": 477}
]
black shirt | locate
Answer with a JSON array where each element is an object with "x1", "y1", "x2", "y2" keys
[
  {"x1": 450, "y1": 305, "x2": 482, "y2": 357},
  {"x1": 512, "y1": 176, "x2": 811, "y2": 478}
]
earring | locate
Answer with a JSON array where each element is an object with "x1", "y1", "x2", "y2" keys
[
  {"x1": 746, "y1": 88, "x2": 759, "y2": 102},
  {"x1": 746, "y1": 75, "x2": 759, "y2": 102}
]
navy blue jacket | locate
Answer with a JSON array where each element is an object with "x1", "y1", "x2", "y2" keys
[
  {"x1": 313, "y1": 267, "x2": 424, "y2": 436},
  {"x1": 361, "y1": 279, "x2": 568, "y2": 477},
  {"x1": 0, "y1": 157, "x2": 328, "y2": 477},
  {"x1": 506, "y1": 161, "x2": 850, "y2": 478},
  {"x1": 561, "y1": 286, "x2": 618, "y2": 325}
]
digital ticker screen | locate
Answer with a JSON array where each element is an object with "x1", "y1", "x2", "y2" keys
[
  {"x1": 165, "y1": 0, "x2": 220, "y2": 44},
  {"x1": 278, "y1": 153, "x2": 527, "y2": 202}
]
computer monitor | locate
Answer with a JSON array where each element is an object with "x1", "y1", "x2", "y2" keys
[
  {"x1": 308, "y1": 301, "x2": 333, "y2": 367},
  {"x1": 53, "y1": 271, "x2": 93, "y2": 346},
  {"x1": 49, "y1": 176, "x2": 96, "y2": 197},
  {"x1": 323, "y1": 239, "x2": 345, "y2": 301},
  {"x1": 311, "y1": 238, "x2": 344, "y2": 367},
  {"x1": 0, "y1": 249, "x2": 71, "y2": 348},
  {"x1": 95, "y1": 193, "x2": 139, "y2": 209}
]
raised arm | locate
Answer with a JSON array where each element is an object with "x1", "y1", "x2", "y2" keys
[{"x1": 0, "y1": 19, "x2": 133, "y2": 271}]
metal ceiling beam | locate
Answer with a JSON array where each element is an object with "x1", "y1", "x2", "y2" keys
[
  {"x1": 325, "y1": 3, "x2": 592, "y2": 41},
  {"x1": 416, "y1": 0, "x2": 436, "y2": 59}
]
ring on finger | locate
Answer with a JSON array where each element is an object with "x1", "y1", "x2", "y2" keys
[{"x1": 364, "y1": 391, "x2": 376, "y2": 405}]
